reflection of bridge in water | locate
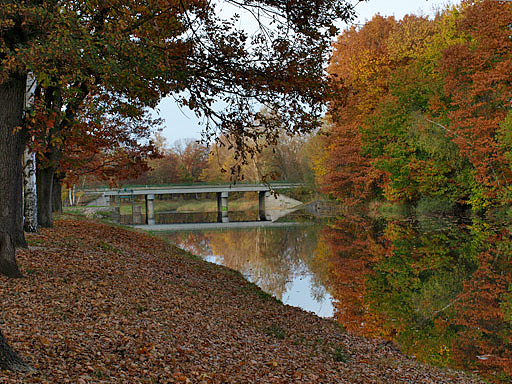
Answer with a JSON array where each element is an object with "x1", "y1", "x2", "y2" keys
[
  {"x1": 86, "y1": 183, "x2": 302, "y2": 225},
  {"x1": 133, "y1": 221, "x2": 309, "y2": 231}
]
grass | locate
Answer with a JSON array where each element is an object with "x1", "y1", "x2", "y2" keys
[
  {"x1": 241, "y1": 283, "x2": 281, "y2": 303},
  {"x1": 333, "y1": 346, "x2": 351, "y2": 362},
  {"x1": 264, "y1": 325, "x2": 287, "y2": 340}
]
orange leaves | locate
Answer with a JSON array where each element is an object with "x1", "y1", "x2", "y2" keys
[
  {"x1": 38, "y1": 336, "x2": 51, "y2": 347},
  {"x1": 0, "y1": 215, "x2": 481, "y2": 383},
  {"x1": 439, "y1": 0, "x2": 512, "y2": 198},
  {"x1": 321, "y1": 2, "x2": 512, "y2": 208}
]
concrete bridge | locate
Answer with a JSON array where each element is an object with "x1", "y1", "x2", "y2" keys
[{"x1": 88, "y1": 183, "x2": 301, "y2": 225}]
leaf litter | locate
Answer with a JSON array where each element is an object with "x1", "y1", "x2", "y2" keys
[{"x1": 0, "y1": 216, "x2": 484, "y2": 383}]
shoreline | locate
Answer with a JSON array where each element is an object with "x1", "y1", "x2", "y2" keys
[{"x1": 1, "y1": 215, "x2": 483, "y2": 383}]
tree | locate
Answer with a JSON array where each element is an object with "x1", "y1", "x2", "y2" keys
[
  {"x1": 439, "y1": 0, "x2": 512, "y2": 209},
  {"x1": 320, "y1": 15, "x2": 396, "y2": 204},
  {"x1": 319, "y1": 6, "x2": 495, "y2": 209},
  {"x1": 0, "y1": 0, "x2": 355, "y2": 371},
  {"x1": 171, "y1": 139, "x2": 209, "y2": 182}
]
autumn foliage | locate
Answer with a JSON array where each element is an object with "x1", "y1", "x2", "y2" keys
[{"x1": 320, "y1": 0, "x2": 512, "y2": 210}]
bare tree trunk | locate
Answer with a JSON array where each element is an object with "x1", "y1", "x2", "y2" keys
[
  {"x1": 0, "y1": 8, "x2": 36, "y2": 374},
  {"x1": 23, "y1": 149, "x2": 38, "y2": 232},
  {"x1": 0, "y1": 74, "x2": 25, "y2": 277},
  {"x1": 14, "y1": 149, "x2": 27, "y2": 248},
  {"x1": 68, "y1": 186, "x2": 74, "y2": 206}
]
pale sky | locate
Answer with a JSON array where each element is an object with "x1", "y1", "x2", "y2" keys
[{"x1": 156, "y1": 0, "x2": 458, "y2": 144}]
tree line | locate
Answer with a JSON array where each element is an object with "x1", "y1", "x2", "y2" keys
[
  {"x1": 317, "y1": 0, "x2": 512, "y2": 212},
  {"x1": 80, "y1": 131, "x2": 316, "y2": 188}
]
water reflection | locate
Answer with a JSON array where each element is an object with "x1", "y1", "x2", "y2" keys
[
  {"x1": 158, "y1": 212, "x2": 512, "y2": 382},
  {"x1": 160, "y1": 226, "x2": 334, "y2": 317},
  {"x1": 321, "y1": 214, "x2": 512, "y2": 382}
]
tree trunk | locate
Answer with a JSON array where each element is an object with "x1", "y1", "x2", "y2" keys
[
  {"x1": 23, "y1": 73, "x2": 38, "y2": 233},
  {"x1": 52, "y1": 174, "x2": 62, "y2": 213},
  {"x1": 37, "y1": 165, "x2": 55, "y2": 228},
  {"x1": 23, "y1": 149, "x2": 38, "y2": 233},
  {"x1": 0, "y1": 74, "x2": 25, "y2": 277},
  {"x1": 14, "y1": 150, "x2": 27, "y2": 248},
  {"x1": 0, "y1": 13, "x2": 36, "y2": 375},
  {"x1": 0, "y1": 329, "x2": 33, "y2": 372}
]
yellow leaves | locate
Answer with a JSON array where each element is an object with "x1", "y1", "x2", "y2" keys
[
  {"x1": 136, "y1": 344, "x2": 154, "y2": 355},
  {"x1": 266, "y1": 360, "x2": 279, "y2": 367},
  {"x1": 386, "y1": 15, "x2": 437, "y2": 62},
  {"x1": 39, "y1": 336, "x2": 51, "y2": 347}
]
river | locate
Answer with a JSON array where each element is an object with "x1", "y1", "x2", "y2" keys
[{"x1": 154, "y1": 209, "x2": 512, "y2": 382}]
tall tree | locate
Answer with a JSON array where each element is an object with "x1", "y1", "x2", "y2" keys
[
  {"x1": 23, "y1": 73, "x2": 38, "y2": 233},
  {"x1": 440, "y1": 0, "x2": 512, "y2": 209},
  {"x1": 0, "y1": 0, "x2": 355, "y2": 371}
]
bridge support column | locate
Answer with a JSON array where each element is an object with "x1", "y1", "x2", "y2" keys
[
  {"x1": 259, "y1": 191, "x2": 271, "y2": 221},
  {"x1": 145, "y1": 194, "x2": 155, "y2": 225},
  {"x1": 104, "y1": 195, "x2": 110, "y2": 206},
  {"x1": 217, "y1": 192, "x2": 229, "y2": 223}
]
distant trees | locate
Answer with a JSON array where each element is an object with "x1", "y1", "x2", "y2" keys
[
  {"x1": 125, "y1": 138, "x2": 208, "y2": 185},
  {"x1": 114, "y1": 131, "x2": 316, "y2": 187},
  {"x1": 200, "y1": 131, "x2": 316, "y2": 183}
]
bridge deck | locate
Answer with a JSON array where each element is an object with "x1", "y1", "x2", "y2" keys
[{"x1": 99, "y1": 183, "x2": 300, "y2": 196}]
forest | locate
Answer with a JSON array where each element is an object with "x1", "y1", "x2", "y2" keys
[{"x1": 318, "y1": 0, "x2": 512, "y2": 213}]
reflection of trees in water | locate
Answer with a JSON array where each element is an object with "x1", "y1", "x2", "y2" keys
[
  {"x1": 206, "y1": 227, "x2": 320, "y2": 300},
  {"x1": 314, "y1": 215, "x2": 385, "y2": 335},
  {"x1": 164, "y1": 232, "x2": 213, "y2": 258},
  {"x1": 164, "y1": 227, "x2": 321, "y2": 301},
  {"x1": 319, "y1": 214, "x2": 512, "y2": 381},
  {"x1": 449, "y1": 218, "x2": 512, "y2": 380}
]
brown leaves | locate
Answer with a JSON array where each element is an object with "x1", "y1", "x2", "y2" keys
[{"x1": 0, "y1": 216, "x2": 483, "y2": 383}]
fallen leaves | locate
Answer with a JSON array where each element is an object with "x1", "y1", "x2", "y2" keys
[{"x1": 0, "y1": 216, "x2": 484, "y2": 383}]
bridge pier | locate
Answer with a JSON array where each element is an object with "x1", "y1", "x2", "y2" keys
[
  {"x1": 217, "y1": 192, "x2": 229, "y2": 223},
  {"x1": 145, "y1": 194, "x2": 155, "y2": 225},
  {"x1": 259, "y1": 191, "x2": 271, "y2": 221}
]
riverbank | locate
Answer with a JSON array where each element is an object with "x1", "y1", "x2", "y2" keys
[{"x1": 1, "y1": 215, "x2": 483, "y2": 383}]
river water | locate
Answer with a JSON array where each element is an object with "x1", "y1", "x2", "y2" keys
[{"x1": 155, "y1": 210, "x2": 512, "y2": 382}]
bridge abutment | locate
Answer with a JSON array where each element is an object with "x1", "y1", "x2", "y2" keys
[{"x1": 259, "y1": 191, "x2": 271, "y2": 221}]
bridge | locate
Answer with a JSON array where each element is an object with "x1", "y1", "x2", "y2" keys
[{"x1": 86, "y1": 183, "x2": 301, "y2": 225}]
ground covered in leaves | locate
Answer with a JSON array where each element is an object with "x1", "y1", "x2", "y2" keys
[{"x1": 0, "y1": 216, "x2": 484, "y2": 383}]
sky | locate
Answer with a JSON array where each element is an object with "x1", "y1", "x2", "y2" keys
[{"x1": 155, "y1": 0, "x2": 459, "y2": 145}]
